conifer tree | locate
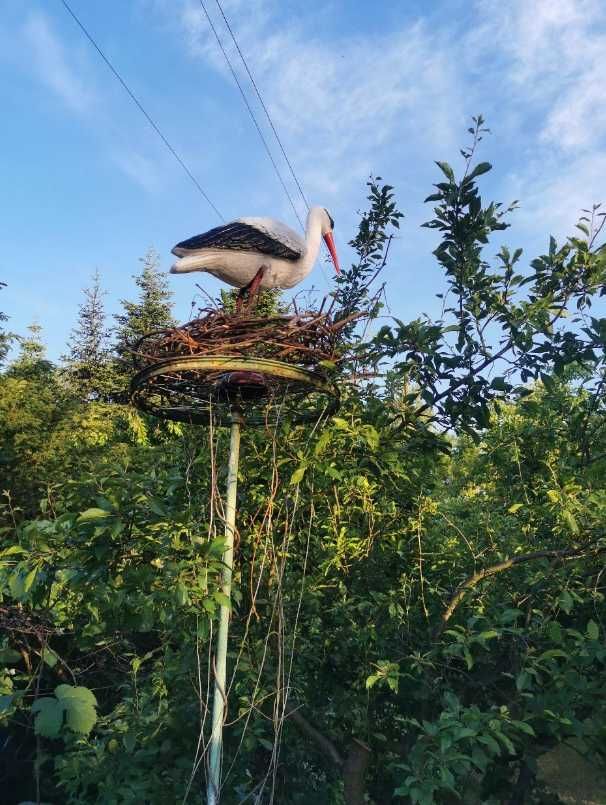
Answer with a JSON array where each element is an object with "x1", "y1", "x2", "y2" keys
[
  {"x1": 64, "y1": 269, "x2": 113, "y2": 400},
  {"x1": 114, "y1": 249, "x2": 175, "y2": 351},
  {"x1": 8, "y1": 322, "x2": 53, "y2": 380},
  {"x1": 113, "y1": 249, "x2": 175, "y2": 393},
  {"x1": 0, "y1": 281, "x2": 12, "y2": 366}
]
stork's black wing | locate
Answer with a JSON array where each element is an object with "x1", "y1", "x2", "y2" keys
[{"x1": 172, "y1": 221, "x2": 302, "y2": 261}]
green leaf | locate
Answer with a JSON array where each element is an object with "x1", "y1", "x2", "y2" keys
[
  {"x1": 314, "y1": 430, "x2": 332, "y2": 457},
  {"x1": 55, "y1": 685, "x2": 97, "y2": 708},
  {"x1": 290, "y1": 466, "x2": 307, "y2": 485},
  {"x1": 576, "y1": 222, "x2": 590, "y2": 236},
  {"x1": 435, "y1": 161, "x2": 455, "y2": 181},
  {"x1": 587, "y1": 620, "x2": 599, "y2": 640},
  {"x1": 467, "y1": 162, "x2": 492, "y2": 180},
  {"x1": 63, "y1": 700, "x2": 97, "y2": 735},
  {"x1": 123, "y1": 731, "x2": 136, "y2": 752},
  {"x1": 77, "y1": 508, "x2": 113, "y2": 523},
  {"x1": 562, "y1": 510, "x2": 579, "y2": 535},
  {"x1": 148, "y1": 498, "x2": 167, "y2": 517},
  {"x1": 0, "y1": 648, "x2": 22, "y2": 664},
  {"x1": 214, "y1": 591, "x2": 232, "y2": 609},
  {"x1": 55, "y1": 685, "x2": 98, "y2": 735},
  {"x1": 23, "y1": 567, "x2": 37, "y2": 594},
  {"x1": 547, "y1": 622, "x2": 563, "y2": 643},
  {"x1": 32, "y1": 697, "x2": 63, "y2": 738},
  {"x1": 559, "y1": 590, "x2": 574, "y2": 614},
  {"x1": 0, "y1": 545, "x2": 27, "y2": 558},
  {"x1": 8, "y1": 571, "x2": 26, "y2": 599},
  {"x1": 362, "y1": 425, "x2": 380, "y2": 451},
  {"x1": 41, "y1": 647, "x2": 59, "y2": 669},
  {"x1": 508, "y1": 503, "x2": 523, "y2": 513},
  {"x1": 477, "y1": 734, "x2": 501, "y2": 755},
  {"x1": 454, "y1": 727, "x2": 477, "y2": 740},
  {"x1": 175, "y1": 583, "x2": 189, "y2": 607},
  {"x1": 513, "y1": 720, "x2": 535, "y2": 736},
  {"x1": 491, "y1": 376, "x2": 509, "y2": 392},
  {"x1": 493, "y1": 730, "x2": 516, "y2": 756},
  {"x1": 516, "y1": 671, "x2": 530, "y2": 691}
]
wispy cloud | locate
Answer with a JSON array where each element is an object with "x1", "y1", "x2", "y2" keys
[
  {"x1": 473, "y1": 0, "x2": 606, "y2": 153},
  {"x1": 158, "y1": 0, "x2": 464, "y2": 207},
  {"x1": 21, "y1": 1, "x2": 606, "y2": 241},
  {"x1": 467, "y1": 0, "x2": 606, "y2": 241},
  {"x1": 502, "y1": 151, "x2": 606, "y2": 247},
  {"x1": 112, "y1": 150, "x2": 161, "y2": 193},
  {"x1": 23, "y1": 11, "x2": 94, "y2": 114},
  {"x1": 18, "y1": 9, "x2": 179, "y2": 196}
]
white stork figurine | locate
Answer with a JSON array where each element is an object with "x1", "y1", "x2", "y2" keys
[{"x1": 170, "y1": 206, "x2": 340, "y2": 307}]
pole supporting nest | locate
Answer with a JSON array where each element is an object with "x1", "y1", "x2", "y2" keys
[
  {"x1": 130, "y1": 352, "x2": 339, "y2": 804},
  {"x1": 207, "y1": 407, "x2": 242, "y2": 805}
]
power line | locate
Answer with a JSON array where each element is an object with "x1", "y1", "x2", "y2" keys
[
  {"x1": 59, "y1": 0, "x2": 224, "y2": 222},
  {"x1": 213, "y1": 0, "x2": 310, "y2": 213},
  {"x1": 209, "y1": 1, "x2": 334, "y2": 277},
  {"x1": 197, "y1": 0, "x2": 305, "y2": 230}
]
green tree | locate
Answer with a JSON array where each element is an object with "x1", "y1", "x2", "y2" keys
[
  {"x1": 112, "y1": 249, "x2": 175, "y2": 398},
  {"x1": 63, "y1": 269, "x2": 115, "y2": 400},
  {"x1": 0, "y1": 281, "x2": 13, "y2": 366},
  {"x1": 114, "y1": 249, "x2": 175, "y2": 352},
  {"x1": 7, "y1": 322, "x2": 53, "y2": 380}
]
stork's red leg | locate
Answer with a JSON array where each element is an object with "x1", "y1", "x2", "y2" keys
[
  {"x1": 236, "y1": 265, "x2": 267, "y2": 312},
  {"x1": 248, "y1": 265, "x2": 267, "y2": 299}
]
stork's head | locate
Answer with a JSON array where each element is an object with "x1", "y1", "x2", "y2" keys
[{"x1": 320, "y1": 208, "x2": 340, "y2": 275}]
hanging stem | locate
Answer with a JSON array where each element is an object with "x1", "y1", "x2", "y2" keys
[{"x1": 207, "y1": 408, "x2": 243, "y2": 805}]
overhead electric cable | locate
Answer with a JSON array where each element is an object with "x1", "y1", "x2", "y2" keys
[
  {"x1": 59, "y1": 0, "x2": 224, "y2": 221},
  {"x1": 213, "y1": 0, "x2": 310, "y2": 212},
  {"x1": 197, "y1": 0, "x2": 305, "y2": 230}
]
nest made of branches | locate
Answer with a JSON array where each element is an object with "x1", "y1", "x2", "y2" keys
[{"x1": 133, "y1": 307, "x2": 362, "y2": 370}]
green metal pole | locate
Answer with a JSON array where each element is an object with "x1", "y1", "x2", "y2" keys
[{"x1": 207, "y1": 409, "x2": 242, "y2": 805}]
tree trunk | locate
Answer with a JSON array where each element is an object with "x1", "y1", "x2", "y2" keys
[
  {"x1": 507, "y1": 761, "x2": 536, "y2": 805},
  {"x1": 343, "y1": 739, "x2": 371, "y2": 805}
]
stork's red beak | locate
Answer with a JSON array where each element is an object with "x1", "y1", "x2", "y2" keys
[{"x1": 323, "y1": 232, "x2": 340, "y2": 275}]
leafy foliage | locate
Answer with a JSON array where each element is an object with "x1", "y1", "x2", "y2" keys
[
  {"x1": 368, "y1": 116, "x2": 606, "y2": 435},
  {"x1": 333, "y1": 176, "x2": 403, "y2": 330}
]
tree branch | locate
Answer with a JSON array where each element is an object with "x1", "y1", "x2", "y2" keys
[
  {"x1": 286, "y1": 702, "x2": 372, "y2": 805},
  {"x1": 286, "y1": 702, "x2": 343, "y2": 767},
  {"x1": 434, "y1": 543, "x2": 606, "y2": 638}
]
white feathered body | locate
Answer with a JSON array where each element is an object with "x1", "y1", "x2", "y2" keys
[{"x1": 170, "y1": 209, "x2": 328, "y2": 289}]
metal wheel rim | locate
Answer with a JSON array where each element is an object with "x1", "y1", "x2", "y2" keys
[{"x1": 130, "y1": 355, "x2": 339, "y2": 426}]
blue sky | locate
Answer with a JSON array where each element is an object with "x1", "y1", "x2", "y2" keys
[{"x1": 2, "y1": 0, "x2": 605, "y2": 361}]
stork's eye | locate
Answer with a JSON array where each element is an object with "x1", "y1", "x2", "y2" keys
[{"x1": 324, "y1": 209, "x2": 335, "y2": 230}]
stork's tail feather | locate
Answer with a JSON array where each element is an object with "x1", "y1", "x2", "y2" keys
[{"x1": 170, "y1": 255, "x2": 210, "y2": 274}]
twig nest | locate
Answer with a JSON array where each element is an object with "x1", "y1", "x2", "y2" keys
[{"x1": 133, "y1": 308, "x2": 360, "y2": 371}]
